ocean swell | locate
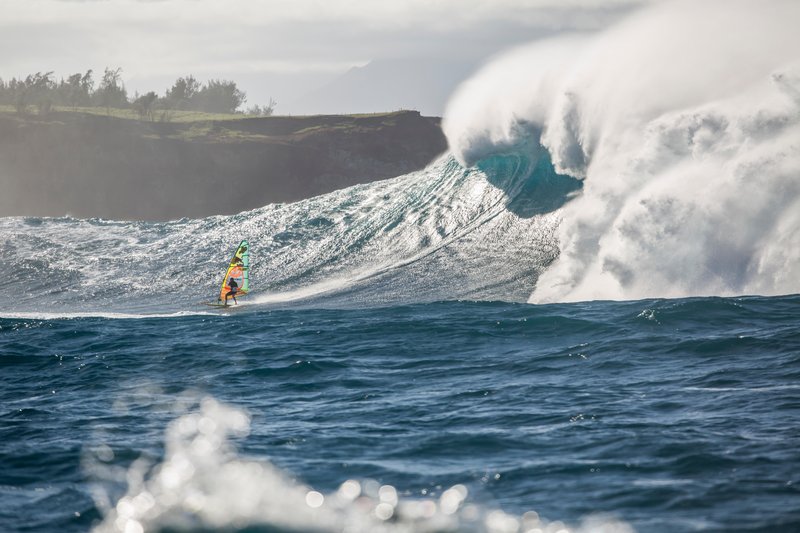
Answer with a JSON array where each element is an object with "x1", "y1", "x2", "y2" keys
[
  {"x1": 0, "y1": 154, "x2": 562, "y2": 313},
  {"x1": 443, "y1": 0, "x2": 800, "y2": 303}
]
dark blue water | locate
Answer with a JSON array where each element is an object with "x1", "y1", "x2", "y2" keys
[{"x1": 2, "y1": 295, "x2": 799, "y2": 532}]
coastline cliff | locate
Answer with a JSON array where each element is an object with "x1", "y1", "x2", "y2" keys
[{"x1": 0, "y1": 110, "x2": 447, "y2": 220}]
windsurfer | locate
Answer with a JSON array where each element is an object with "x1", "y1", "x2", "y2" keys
[
  {"x1": 207, "y1": 240, "x2": 249, "y2": 308},
  {"x1": 224, "y1": 277, "x2": 239, "y2": 306}
]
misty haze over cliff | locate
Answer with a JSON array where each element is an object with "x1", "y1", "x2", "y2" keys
[
  {"x1": 284, "y1": 57, "x2": 482, "y2": 116},
  {"x1": 0, "y1": 0, "x2": 642, "y2": 116}
]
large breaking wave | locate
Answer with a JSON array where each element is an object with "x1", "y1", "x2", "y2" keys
[{"x1": 444, "y1": 0, "x2": 800, "y2": 303}]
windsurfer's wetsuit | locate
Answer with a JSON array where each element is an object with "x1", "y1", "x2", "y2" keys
[{"x1": 225, "y1": 278, "x2": 239, "y2": 306}]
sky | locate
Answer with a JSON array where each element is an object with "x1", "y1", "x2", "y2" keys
[{"x1": 0, "y1": 0, "x2": 650, "y2": 115}]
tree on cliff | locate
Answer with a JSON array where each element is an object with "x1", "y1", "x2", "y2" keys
[
  {"x1": 1, "y1": 68, "x2": 259, "y2": 118},
  {"x1": 132, "y1": 91, "x2": 158, "y2": 121},
  {"x1": 10, "y1": 72, "x2": 55, "y2": 116},
  {"x1": 192, "y1": 79, "x2": 246, "y2": 113},
  {"x1": 94, "y1": 67, "x2": 128, "y2": 112},
  {"x1": 245, "y1": 97, "x2": 277, "y2": 116},
  {"x1": 165, "y1": 75, "x2": 200, "y2": 110},
  {"x1": 59, "y1": 70, "x2": 94, "y2": 109}
]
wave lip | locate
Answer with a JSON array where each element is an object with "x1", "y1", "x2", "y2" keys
[{"x1": 443, "y1": 0, "x2": 800, "y2": 303}]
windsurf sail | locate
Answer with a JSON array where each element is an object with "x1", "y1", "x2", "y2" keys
[{"x1": 218, "y1": 240, "x2": 250, "y2": 302}]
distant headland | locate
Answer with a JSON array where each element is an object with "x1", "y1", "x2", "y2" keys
[
  {"x1": 0, "y1": 69, "x2": 447, "y2": 220},
  {"x1": 0, "y1": 108, "x2": 447, "y2": 220}
]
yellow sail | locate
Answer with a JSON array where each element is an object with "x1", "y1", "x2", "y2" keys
[{"x1": 217, "y1": 240, "x2": 250, "y2": 302}]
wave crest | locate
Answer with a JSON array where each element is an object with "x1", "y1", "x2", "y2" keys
[{"x1": 443, "y1": 0, "x2": 800, "y2": 302}]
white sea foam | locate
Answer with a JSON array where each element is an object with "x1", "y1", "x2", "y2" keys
[
  {"x1": 88, "y1": 396, "x2": 635, "y2": 533},
  {"x1": 443, "y1": 0, "x2": 800, "y2": 302}
]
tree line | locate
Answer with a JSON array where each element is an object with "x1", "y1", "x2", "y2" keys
[{"x1": 0, "y1": 67, "x2": 277, "y2": 119}]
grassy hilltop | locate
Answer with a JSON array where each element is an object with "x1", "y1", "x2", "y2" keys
[{"x1": 0, "y1": 107, "x2": 447, "y2": 220}]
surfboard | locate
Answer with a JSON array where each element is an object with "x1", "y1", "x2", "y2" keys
[
  {"x1": 202, "y1": 302, "x2": 242, "y2": 309},
  {"x1": 204, "y1": 239, "x2": 250, "y2": 308}
]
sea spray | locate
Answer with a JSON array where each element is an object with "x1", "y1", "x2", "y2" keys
[
  {"x1": 443, "y1": 0, "x2": 800, "y2": 302},
  {"x1": 88, "y1": 396, "x2": 635, "y2": 533}
]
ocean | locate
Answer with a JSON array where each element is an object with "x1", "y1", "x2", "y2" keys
[
  {"x1": 1, "y1": 295, "x2": 799, "y2": 533},
  {"x1": 3, "y1": 2, "x2": 800, "y2": 531}
]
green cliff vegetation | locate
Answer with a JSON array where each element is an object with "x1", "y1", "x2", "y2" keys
[{"x1": 0, "y1": 68, "x2": 272, "y2": 120}]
